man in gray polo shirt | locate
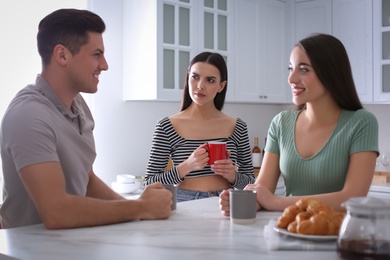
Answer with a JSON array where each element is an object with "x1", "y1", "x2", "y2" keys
[{"x1": 0, "y1": 8, "x2": 172, "y2": 229}]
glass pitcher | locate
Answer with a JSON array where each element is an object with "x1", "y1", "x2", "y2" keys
[{"x1": 337, "y1": 197, "x2": 390, "y2": 259}]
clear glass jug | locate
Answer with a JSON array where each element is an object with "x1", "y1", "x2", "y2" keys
[{"x1": 337, "y1": 197, "x2": 390, "y2": 259}]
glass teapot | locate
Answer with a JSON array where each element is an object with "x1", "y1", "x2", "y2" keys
[{"x1": 337, "y1": 197, "x2": 390, "y2": 259}]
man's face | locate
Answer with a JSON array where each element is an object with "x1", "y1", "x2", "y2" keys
[{"x1": 66, "y1": 32, "x2": 108, "y2": 94}]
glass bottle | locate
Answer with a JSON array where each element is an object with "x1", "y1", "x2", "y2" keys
[{"x1": 252, "y1": 137, "x2": 261, "y2": 175}]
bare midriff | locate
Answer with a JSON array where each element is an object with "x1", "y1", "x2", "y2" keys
[{"x1": 178, "y1": 175, "x2": 230, "y2": 192}]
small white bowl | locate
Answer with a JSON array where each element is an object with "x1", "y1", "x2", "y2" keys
[
  {"x1": 116, "y1": 174, "x2": 136, "y2": 184},
  {"x1": 111, "y1": 181, "x2": 140, "y2": 194}
]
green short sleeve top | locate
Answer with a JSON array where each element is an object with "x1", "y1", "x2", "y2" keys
[{"x1": 265, "y1": 109, "x2": 379, "y2": 196}]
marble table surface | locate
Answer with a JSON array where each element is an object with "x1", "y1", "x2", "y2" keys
[{"x1": 0, "y1": 197, "x2": 344, "y2": 260}]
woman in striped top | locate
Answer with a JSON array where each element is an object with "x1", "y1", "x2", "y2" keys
[
  {"x1": 144, "y1": 52, "x2": 255, "y2": 202},
  {"x1": 220, "y1": 33, "x2": 379, "y2": 214}
]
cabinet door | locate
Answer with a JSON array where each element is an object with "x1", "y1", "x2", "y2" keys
[
  {"x1": 234, "y1": 0, "x2": 289, "y2": 103},
  {"x1": 233, "y1": 0, "x2": 261, "y2": 102},
  {"x1": 159, "y1": 1, "x2": 196, "y2": 101},
  {"x1": 198, "y1": 0, "x2": 234, "y2": 101},
  {"x1": 373, "y1": 0, "x2": 390, "y2": 102},
  {"x1": 333, "y1": 0, "x2": 373, "y2": 103},
  {"x1": 295, "y1": 0, "x2": 332, "y2": 42},
  {"x1": 259, "y1": 0, "x2": 290, "y2": 103}
]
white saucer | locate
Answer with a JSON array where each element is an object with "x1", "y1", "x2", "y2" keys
[{"x1": 111, "y1": 181, "x2": 140, "y2": 194}]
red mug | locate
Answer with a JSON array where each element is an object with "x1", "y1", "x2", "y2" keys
[{"x1": 206, "y1": 141, "x2": 227, "y2": 165}]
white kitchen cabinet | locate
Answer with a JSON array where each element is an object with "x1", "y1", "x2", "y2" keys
[
  {"x1": 294, "y1": 0, "x2": 376, "y2": 104},
  {"x1": 122, "y1": 0, "x2": 232, "y2": 101},
  {"x1": 294, "y1": 0, "x2": 332, "y2": 43},
  {"x1": 234, "y1": 0, "x2": 290, "y2": 103},
  {"x1": 259, "y1": 0, "x2": 291, "y2": 103},
  {"x1": 122, "y1": 0, "x2": 383, "y2": 104},
  {"x1": 332, "y1": 0, "x2": 390, "y2": 103},
  {"x1": 122, "y1": 0, "x2": 189, "y2": 101},
  {"x1": 198, "y1": 0, "x2": 234, "y2": 101},
  {"x1": 373, "y1": 0, "x2": 390, "y2": 102},
  {"x1": 333, "y1": 0, "x2": 373, "y2": 103}
]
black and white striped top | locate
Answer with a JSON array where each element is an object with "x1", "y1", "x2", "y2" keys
[{"x1": 144, "y1": 117, "x2": 255, "y2": 190}]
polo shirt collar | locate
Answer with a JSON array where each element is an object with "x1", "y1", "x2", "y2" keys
[{"x1": 35, "y1": 75, "x2": 80, "y2": 119}]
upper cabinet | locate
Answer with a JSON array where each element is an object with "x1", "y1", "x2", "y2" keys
[
  {"x1": 234, "y1": 0, "x2": 291, "y2": 103},
  {"x1": 199, "y1": 0, "x2": 234, "y2": 101},
  {"x1": 294, "y1": 0, "x2": 373, "y2": 103},
  {"x1": 294, "y1": 0, "x2": 390, "y2": 103},
  {"x1": 373, "y1": 0, "x2": 390, "y2": 101},
  {"x1": 122, "y1": 0, "x2": 290, "y2": 103},
  {"x1": 333, "y1": 0, "x2": 373, "y2": 103},
  {"x1": 120, "y1": 0, "x2": 388, "y2": 103},
  {"x1": 294, "y1": 0, "x2": 332, "y2": 42},
  {"x1": 122, "y1": 0, "x2": 232, "y2": 101}
]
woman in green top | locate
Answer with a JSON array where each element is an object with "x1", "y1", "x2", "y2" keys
[{"x1": 219, "y1": 33, "x2": 379, "y2": 213}]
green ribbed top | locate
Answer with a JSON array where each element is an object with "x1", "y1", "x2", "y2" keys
[{"x1": 265, "y1": 109, "x2": 379, "y2": 196}]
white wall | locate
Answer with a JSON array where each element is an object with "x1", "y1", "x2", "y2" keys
[
  {"x1": 0, "y1": 0, "x2": 88, "y2": 115},
  {"x1": 365, "y1": 104, "x2": 390, "y2": 172},
  {"x1": 1, "y1": 0, "x2": 390, "y2": 192},
  {"x1": 0, "y1": 0, "x2": 88, "y2": 200}
]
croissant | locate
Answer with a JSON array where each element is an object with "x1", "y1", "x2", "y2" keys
[
  {"x1": 277, "y1": 198, "x2": 346, "y2": 236},
  {"x1": 295, "y1": 211, "x2": 313, "y2": 223},
  {"x1": 326, "y1": 211, "x2": 346, "y2": 235},
  {"x1": 306, "y1": 201, "x2": 334, "y2": 215},
  {"x1": 296, "y1": 219, "x2": 315, "y2": 235},
  {"x1": 276, "y1": 205, "x2": 302, "y2": 229},
  {"x1": 287, "y1": 220, "x2": 298, "y2": 233},
  {"x1": 295, "y1": 198, "x2": 318, "y2": 211},
  {"x1": 299, "y1": 212, "x2": 329, "y2": 235},
  {"x1": 297, "y1": 211, "x2": 346, "y2": 235}
]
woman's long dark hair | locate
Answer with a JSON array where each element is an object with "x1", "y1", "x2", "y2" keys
[
  {"x1": 180, "y1": 52, "x2": 228, "y2": 111},
  {"x1": 294, "y1": 33, "x2": 363, "y2": 111}
]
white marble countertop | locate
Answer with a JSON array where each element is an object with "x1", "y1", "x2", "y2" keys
[
  {"x1": 370, "y1": 182, "x2": 390, "y2": 193},
  {"x1": 123, "y1": 177, "x2": 390, "y2": 199},
  {"x1": 0, "y1": 197, "x2": 344, "y2": 260}
]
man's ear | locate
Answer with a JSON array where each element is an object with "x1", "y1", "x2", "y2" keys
[{"x1": 53, "y1": 44, "x2": 69, "y2": 65}]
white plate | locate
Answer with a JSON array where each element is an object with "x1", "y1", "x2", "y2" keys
[
  {"x1": 273, "y1": 226, "x2": 338, "y2": 241},
  {"x1": 111, "y1": 181, "x2": 140, "y2": 194}
]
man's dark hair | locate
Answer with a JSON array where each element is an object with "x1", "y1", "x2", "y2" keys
[{"x1": 37, "y1": 8, "x2": 106, "y2": 67}]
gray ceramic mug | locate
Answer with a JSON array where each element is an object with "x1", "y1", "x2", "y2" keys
[
  {"x1": 229, "y1": 190, "x2": 257, "y2": 224},
  {"x1": 163, "y1": 184, "x2": 177, "y2": 214}
]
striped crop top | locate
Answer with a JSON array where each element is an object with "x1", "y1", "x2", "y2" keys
[{"x1": 144, "y1": 117, "x2": 255, "y2": 189}]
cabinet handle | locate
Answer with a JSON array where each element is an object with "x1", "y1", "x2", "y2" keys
[{"x1": 259, "y1": 95, "x2": 268, "y2": 99}]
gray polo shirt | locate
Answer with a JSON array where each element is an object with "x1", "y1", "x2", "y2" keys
[{"x1": 0, "y1": 75, "x2": 96, "y2": 228}]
